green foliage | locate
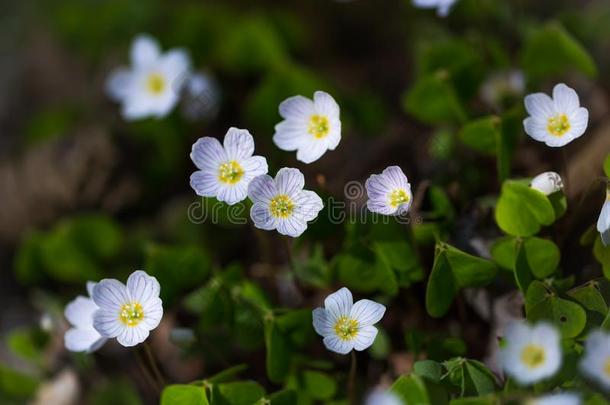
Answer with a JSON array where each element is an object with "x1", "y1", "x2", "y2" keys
[
  {"x1": 403, "y1": 72, "x2": 466, "y2": 125},
  {"x1": 604, "y1": 154, "x2": 610, "y2": 178},
  {"x1": 522, "y1": 23, "x2": 597, "y2": 81},
  {"x1": 161, "y1": 385, "x2": 208, "y2": 405},
  {"x1": 426, "y1": 242, "x2": 497, "y2": 317},
  {"x1": 0, "y1": 365, "x2": 39, "y2": 402}
]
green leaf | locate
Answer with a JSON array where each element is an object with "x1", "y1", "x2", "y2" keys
[
  {"x1": 450, "y1": 396, "x2": 499, "y2": 405},
  {"x1": 0, "y1": 365, "x2": 39, "y2": 400},
  {"x1": 459, "y1": 116, "x2": 500, "y2": 155},
  {"x1": 7, "y1": 328, "x2": 48, "y2": 365},
  {"x1": 414, "y1": 360, "x2": 442, "y2": 383},
  {"x1": 525, "y1": 281, "x2": 587, "y2": 338},
  {"x1": 594, "y1": 236, "x2": 610, "y2": 279},
  {"x1": 301, "y1": 370, "x2": 337, "y2": 400},
  {"x1": 426, "y1": 243, "x2": 498, "y2": 317},
  {"x1": 217, "y1": 381, "x2": 265, "y2": 405},
  {"x1": 264, "y1": 318, "x2": 291, "y2": 384},
  {"x1": 391, "y1": 374, "x2": 431, "y2": 405},
  {"x1": 604, "y1": 154, "x2": 610, "y2": 178},
  {"x1": 293, "y1": 244, "x2": 330, "y2": 288},
  {"x1": 206, "y1": 365, "x2": 248, "y2": 384},
  {"x1": 491, "y1": 236, "x2": 560, "y2": 279},
  {"x1": 522, "y1": 23, "x2": 597, "y2": 80},
  {"x1": 463, "y1": 360, "x2": 496, "y2": 396},
  {"x1": 161, "y1": 385, "x2": 208, "y2": 405},
  {"x1": 403, "y1": 72, "x2": 466, "y2": 125},
  {"x1": 495, "y1": 180, "x2": 555, "y2": 237},
  {"x1": 335, "y1": 243, "x2": 398, "y2": 296},
  {"x1": 14, "y1": 231, "x2": 46, "y2": 284},
  {"x1": 262, "y1": 389, "x2": 298, "y2": 405}
]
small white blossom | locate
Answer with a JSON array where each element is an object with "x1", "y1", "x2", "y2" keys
[
  {"x1": 313, "y1": 287, "x2": 385, "y2": 355},
  {"x1": 273, "y1": 91, "x2": 341, "y2": 164},
  {"x1": 190, "y1": 127, "x2": 268, "y2": 205},
  {"x1": 365, "y1": 389, "x2": 403, "y2": 405},
  {"x1": 412, "y1": 0, "x2": 458, "y2": 17},
  {"x1": 530, "y1": 172, "x2": 563, "y2": 195},
  {"x1": 64, "y1": 282, "x2": 107, "y2": 353},
  {"x1": 480, "y1": 69, "x2": 525, "y2": 110},
  {"x1": 248, "y1": 168, "x2": 323, "y2": 237},
  {"x1": 527, "y1": 393, "x2": 580, "y2": 405},
  {"x1": 365, "y1": 166, "x2": 413, "y2": 216},
  {"x1": 500, "y1": 321, "x2": 561, "y2": 385},
  {"x1": 92, "y1": 270, "x2": 163, "y2": 347},
  {"x1": 523, "y1": 83, "x2": 588, "y2": 147},
  {"x1": 106, "y1": 34, "x2": 191, "y2": 121},
  {"x1": 597, "y1": 189, "x2": 610, "y2": 246},
  {"x1": 580, "y1": 330, "x2": 610, "y2": 390}
]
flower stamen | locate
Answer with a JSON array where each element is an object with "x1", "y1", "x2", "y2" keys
[
  {"x1": 308, "y1": 115, "x2": 330, "y2": 139},
  {"x1": 547, "y1": 114, "x2": 571, "y2": 137},
  {"x1": 119, "y1": 302, "x2": 144, "y2": 327},
  {"x1": 146, "y1": 73, "x2": 166, "y2": 95},
  {"x1": 388, "y1": 189, "x2": 410, "y2": 208},
  {"x1": 269, "y1": 194, "x2": 294, "y2": 218},
  {"x1": 218, "y1": 161, "x2": 244, "y2": 184},
  {"x1": 333, "y1": 316, "x2": 359, "y2": 341},
  {"x1": 521, "y1": 344, "x2": 546, "y2": 369}
]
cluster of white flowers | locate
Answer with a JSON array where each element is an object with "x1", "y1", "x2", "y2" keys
[{"x1": 64, "y1": 270, "x2": 163, "y2": 351}]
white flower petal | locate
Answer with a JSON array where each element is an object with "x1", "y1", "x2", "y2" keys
[
  {"x1": 160, "y1": 49, "x2": 191, "y2": 80},
  {"x1": 242, "y1": 156, "x2": 268, "y2": 180},
  {"x1": 216, "y1": 182, "x2": 248, "y2": 205},
  {"x1": 294, "y1": 190, "x2": 324, "y2": 222},
  {"x1": 530, "y1": 172, "x2": 563, "y2": 195},
  {"x1": 275, "y1": 168, "x2": 305, "y2": 197},
  {"x1": 86, "y1": 282, "x2": 96, "y2": 297},
  {"x1": 273, "y1": 121, "x2": 307, "y2": 151},
  {"x1": 353, "y1": 325, "x2": 378, "y2": 351},
  {"x1": 323, "y1": 335, "x2": 354, "y2": 354},
  {"x1": 126, "y1": 270, "x2": 160, "y2": 306},
  {"x1": 525, "y1": 93, "x2": 555, "y2": 118},
  {"x1": 568, "y1": 107, "x2": 589, "y2": 138},
  {"x1": 531, "y1": 393, "x2": 581, "y2": 405},
  {"x1": 277, "y1": 217, "x2": 307, "y2": 237},
  {"x1": 141, "y1": 297, "x2": 163, "y2": 331},
  {"x1": 580, "y1": 331, "x2": 610, "y2": 390},
  {"x1": 324, "y1": 287, "x2": 353, "y2": 322},
  {"x1": 105, "y1": 68, "x2": 132, "y2": 101},
  {"x1": 190, "y1": 137, "x2": 226, "y2": 171},
  {"x1": 131, "y1": 35, "x2": 160, "y2": 67},
  {"x1": 312, "y1": 308, "x2": 332, "y2": 336},
  {"x1": 250, "y1": 202, "x2": 277, "y2": 230},
  {"x1": 296, "y1": 141, "x2": 329, "y2": 164},
  {"x1": 350, "y1": 299, "x2": 386, "y2": 327},
  {"x1": 279, "y1": 95, "x2": 315, "y2": 120},
  {"x1": 365, "y1": 390, "x2": 403, "y2": 405},
  {"x1": 93, "y1": 309, "x2": 124, "y2": 338},
  {"x1": 248, "y1": 175, "x2": 277, "y2": 204},
  {"x1": 553, "y1": 83, "x2": 580, "y2": 115},
  {"x1": 117, "y1": 325, "x2": 150, "y2": 347},
  {"x1": 381, "y1": 166, "x2": 409, "y2": 189},
  {"x1": 65, "y1": 297, "x2": 98, "y2": 328},
  {"x1": 190, "y1": 171, "x2": 220, "y2": 197},
  {"x1": 313, "y1": 91, "x2": 340, "y2": 118},
  {"x1": 64, "y1": 329, "x2": 107, "y2": 353},
  {"x1": 367, "y1": 199, "x2": 397, "y2": 216},
  {"x1": 93, "y1": 280, "x2": 128, "y2": 310},
  {"x1": 223, "y1": 128, "x2": 255, "y2": 161},
  {"x1": 523, "y1": 117, "x2": 550, "y2": 142}
]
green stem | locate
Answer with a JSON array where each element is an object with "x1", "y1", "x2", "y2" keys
[
  {"x1": 143, "y1": 341, "x2": 165, "y2": 389},
  {"x1": 348, "y1": 351, "x2": 357, "y2": 405}
]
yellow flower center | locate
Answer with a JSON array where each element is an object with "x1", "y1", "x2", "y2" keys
[
  {"x1": 547, "y1": 114, "x2": 571, "y2": 137},
  {"x1": 146, "y1": 73, "x2": 166, "y2": 95},
  {"x1": 388, "y1": 189, "x2": 410, "y2": 208},
  {"x1": 307, "y1": 114, "x2": 330, "y2": 139},
  {"x1": 333, "y1": 316, "x2": 359, "y2": 341},
  {"x1": 119, "y1": 302, "x2": 144, "y2": 327},
  {"x1": 520, "y1": 344, "x2": 546, "y2": 369},
  {"x1": 218, "y1": 161, "x2": 244, "y2": 184},
  {"x1": 269, "y1": 194, "x2": 294, "y2": 218}
]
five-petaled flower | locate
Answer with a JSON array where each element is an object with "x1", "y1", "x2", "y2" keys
[
  {"x1": 248, "y1": 167, "x2": 323, "y2": 237},
  {"x1": 412, "y1": 0, "x2": 458, "y2": 17},
  {"x1": 597, "y1": 189, "x2": 610, "y2": 246},
  {"x1": 313, "y1": 287, "x2": 386, "y2": 355},
  {"x1": 365, "y1": 166, "x2": 413, "y2": 216},
  {"x1": 273, "y1": 91, "x2": 341, "y2": 164},
  {"x1": 92, "y1": 270, "x2": 163, "y2": 347},
  {"x1": 523, "y1": 83, "x2": 588, "y2": 147},
  {"x1": 500, "y1": 321, "x2": 561, "y2": 385},
  {"x1": 579, "y1": 330, "x2": 610, "y2": 390},
  {"x1": 64, "y1": 282, "x2": 107, "y2": 353},
  {"x1": 106, "y1": 34, "x2": 191, "y2": 121},
  {"x1": 190, "y1": 127, "x2": 268, "y2": 205}
]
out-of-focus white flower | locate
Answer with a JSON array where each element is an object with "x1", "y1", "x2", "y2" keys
[
  {"x1": 480, "y1": 69, "x2": 525, "y2": 110},
  {"x1": 248, "y1": 168, "x2": 323, "y2": 237},
  {"x1": 365, "y1": 166, "x2": 413, "y2": 216},
  {"x1": 523, "y1": 83, "x2": 588, "y2": 147},
  {"x1": 312, "y1": 287, "x2": 385, "y2": 355},
  {"x1": 180, "y1": 71, "x2": 220, "y2": 122},
  {"x1": 365, "y1": 389, "x2": 404, "y2": 405},
  {"x1": 500, "y1": 321, "x2": 561, "y2": 385},
  {"x1": 273, "y1": 91, "x2": 341, "y2": 164},
  {"x1": 190, "y1": 128, "x2": 268, "y2": 205},
  {"x1": 92, "y1": 270, "x2": 163, "y2": 347},
  {"x1": 412, "y1": 0, "x2": 458, "y2": 17},
  {"x1": 580, "y1": 330, "x2": 610, "y2": 390},
  {"x1": 597, "y1": 189, "x2": 610, "y2": 246},
  {"x1": 526, "y1": 393, "x2": 580, "y2": 405},
  {"x1": 105, "y1": 34, "x2": 191, "y2": 121},
  {"x1": 64, "y1": 282, "x2": 107, "y2": 353},
  {"x1": 530, "y1": 172, "x2": 563, "y2": 195}
]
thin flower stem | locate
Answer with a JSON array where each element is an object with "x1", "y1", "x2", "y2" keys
[
  {"x1": 348, "y1": 351, "x2": 357, "y2": 405},
  {"x1": 135, "y1": 348, "x2": 159, "y2": 393},
  {"x1": 143, "y1": 341, "x2": 165, "y2": 389},
  {"x1": 560, "y1": 148, "x2": 570, "y2": 199},
  {"x1": 283, "y1": 237, "x2": 293, "y2": 268}
]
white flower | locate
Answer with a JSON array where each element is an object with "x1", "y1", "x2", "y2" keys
[
  {"x1": 480, "y1": 69, "x2": 525, "y2": 110},
  {"x1": 105, "y1": 34, "x2": 191, "y2": 121},
  {"x1": 190, "y1": 127, "x2": 268, "y2": 205},
  {"x1": 530, "y1": 172, "x2": 563, "y2": 195},
  {"x1": 527, "y1": 393, "x2": 580, "y2": 405},
  {"x1": 500, "y1": 321, "x2": 561, "y2": 385},
  {"x1": 365, "y1": 166, "x2": 413, "y2": 216},
  {"x1": 365, "y1": 389, "x2": 403, "y2": 405},
  {"x1": 92, "y1": 270, "x2": 163, "y2": 347},
  {"x1": 580, "y1": 330, "x2": 610, "y2": 390},
  {"x1": 248, "y1": 168, "x2": 323, "y2": 237},
  {"x1": 64, "y1": 282, "x2": 107, "y2": 353},
  {"x1": 412, "y1": 0, "x2": 458, "y2": 17},
  {"x1": 597, "y1": 189, "x2": 610, "y2": 246},
  {"x1": 523, "y1": 83, "x2": 588, "y2": 147},
  {"x1": 312, "y1": 287, "x2": 385, "y2": 355},
  {"x1": 273, "y1": 91, "x2": 341, "y2": 164}
]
